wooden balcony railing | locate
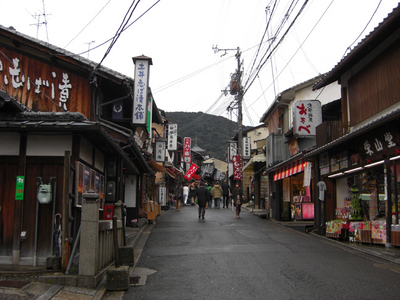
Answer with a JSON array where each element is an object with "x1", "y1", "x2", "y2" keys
[{"x1": 316, "y1": 121, "x2": 350, "y2": 148}]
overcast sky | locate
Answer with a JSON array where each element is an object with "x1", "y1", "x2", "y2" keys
[{"x1": 1, "y1": 0, "x2": 399, "y2": 126}]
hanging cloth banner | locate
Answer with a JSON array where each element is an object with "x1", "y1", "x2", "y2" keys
[
  {"x1": 273, "y1": 159, "x2": 305, "y2": 181},
  {"x1": 184, "y1": 163, "x2": 199, "y2": 180},
  {"x1": 232, "y1": 155, "x2": 242, "y2": 180}
]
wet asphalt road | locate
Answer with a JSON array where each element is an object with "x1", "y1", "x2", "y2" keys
[{"x1": 123, "y1": 204, "x2": 400, "y2": 300}]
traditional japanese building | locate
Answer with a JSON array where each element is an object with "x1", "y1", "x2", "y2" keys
[{"x1": 0, "y1": 25, "x2": 163, "y2": 270}]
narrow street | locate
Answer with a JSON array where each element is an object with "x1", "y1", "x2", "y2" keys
[{"x1": 121, "y1": 205, "x2": 400, "y2": 300}]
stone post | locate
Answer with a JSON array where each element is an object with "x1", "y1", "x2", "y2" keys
[{"x1": 79, "y1": 190, "x2": 100, "y2": 276}]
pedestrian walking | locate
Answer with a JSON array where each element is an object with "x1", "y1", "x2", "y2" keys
[
  {"x1": 189, "y1": 179, "x2": 198, "y2": 206},
  {"x1": 183, "y1": 183, "x2": 189, "y2": 205},
  {"x1": 231, "y1": 182, "x2": 244, "y2": 218},
  {"x1": 196, "y1": 182, "x2": 209, "y2": 220},
  {"x1": 175, "y1": 182, "x2": 183, "y2": 211},
  {"x1": 221, "y1": 180, "x2": 231, "y2": 208},
  {"x1": 205, "y1": 183, "x2": 212, "y2": 208},
  {"x1": 211, "y1": 181, "x2": 223, "y2": 209}
]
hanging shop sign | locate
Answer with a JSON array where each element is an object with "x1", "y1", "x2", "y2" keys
[
  {"x1": 229, "y1": 142, "x2": 237, "y2": 162},
  {"x1": 232, "y1": 155, "x2": 242, "y2": 180},
  {"x1": 167, "y1": 124, "x2": 178, "y2": 150},
  {"x1": 155, "y1": 140, "x2": 166, "y2": 162},
  {"x1": 184, "y1": 163, "x2": 199, "y2": 180},
  {"x1": 159, "y1": 187, "x2": 166, "y2": 206},
  {"x1": 147, "y1": 97, "x2": 153, "y2": 138},
  {"x1": 183, "y1": 137, "x2": 191, "y2": 163},
  {"x1": 243, "y1": 137, "x2": 251, "y2": 159},
  {"x1": 293, "y1": 100, "x2": 322, "y2": 136},
  {"x1": 303, "y1": 162, "x2": 312, "y2": 187},
  {"x1": 132, "y1": 57, "x2": 151, "y2": 125}
]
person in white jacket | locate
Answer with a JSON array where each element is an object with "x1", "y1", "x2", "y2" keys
[{"x1": 183, "y1": 183, "x2": 189, "y2": 205}]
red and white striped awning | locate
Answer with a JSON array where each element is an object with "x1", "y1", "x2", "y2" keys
[{"x1": 273, "y1": 159, "x2": 305, "y2": 181}]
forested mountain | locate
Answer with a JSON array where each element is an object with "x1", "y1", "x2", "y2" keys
[{"x1": 165, "y1": 112, "x2": 250, "y2": 161}]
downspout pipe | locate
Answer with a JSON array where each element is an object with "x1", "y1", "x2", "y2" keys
[{"x1": 33, "y1": 177, "x2": 42, "y2": 266}]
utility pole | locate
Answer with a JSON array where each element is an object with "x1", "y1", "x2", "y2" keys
[{"x1": 213, "y1": 45, "x2": 243, "y2": 181}]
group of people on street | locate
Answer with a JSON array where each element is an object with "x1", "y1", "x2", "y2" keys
[{"x1": 174, "y1": 180, "x2": 245, "y2": 219}]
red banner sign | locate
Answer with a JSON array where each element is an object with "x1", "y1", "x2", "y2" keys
[
  {"x1": 184, "y1": 164, "x2": 199, "y2": 180},
  {"x1": 232, "y1": 155, "x2": 242, "y2": 180}
]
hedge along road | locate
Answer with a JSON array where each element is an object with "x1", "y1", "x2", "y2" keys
[{"x1": 123, "y1": 205, "x2": 400, "y2": 300}]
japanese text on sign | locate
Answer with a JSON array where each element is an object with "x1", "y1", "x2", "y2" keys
[
  {"x1": 243, "y1": 137, "x2": 251, "y2": 159},
  {"x1": 0, "y1": 56, "x2": 72, "y2": 111},
  {"x1": 168, "y1": 124, "x2": 178, "y2": 150},
  {"x1": 363, "y1": 131, "x2": 396, "y2": 157},
  {"x1": 292, "y1": 100, "x2": 322, "y2": 136},
  {"x1": 15, "y1": 176, "x2": 24, "y2": 200},
  {"x1": 232, "y1": 155, "x2": 242, "y2": 180},
  {"x1": 155, "y1": 141, "x2": 166, "y2": 162},
  {"x1": 133, "y1": 60, "x2": 149, "y2": 124},
  {"x1": 184, "y1": 164, "x2": 199, "y2": 180},
  {"x1": 184, "y1": 137, "x2": 191, "y2": 163}
]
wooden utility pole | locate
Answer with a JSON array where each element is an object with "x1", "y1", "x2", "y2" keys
[{"x1": 213, "y1": 46, "x2": 243, "y2": 184}]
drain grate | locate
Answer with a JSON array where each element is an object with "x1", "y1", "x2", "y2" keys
[
  {"x1": 0, "y1": 280, "x2": 31, "y2": 289},
  {"x1": 130, "y1": 276, "x2": 140, "y2": 284}
]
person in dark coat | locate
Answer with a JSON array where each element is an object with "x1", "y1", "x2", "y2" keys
[
  {"x1": 221, "y1": 180, "x2": 231, "y2": 208},
  {"x1": 196, "y1": 181, "x2": 209, "y2": 220},
  {"x1": 175, "y1": 182, "x2": 183, "y2": 211},
  {"x1": 231, "y1": 182, "x2": 244, "y2": 218}
]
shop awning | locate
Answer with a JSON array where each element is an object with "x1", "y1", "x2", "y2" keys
[
  {"x1": 149, "y1": 159, "x2": 176, "y2": 178},
  {"x1": 273, "y1": 159, "x2": 305, "y2": 181},
  {"x1": 242, "y1": 153, "x2": 266, "y2": 172}
]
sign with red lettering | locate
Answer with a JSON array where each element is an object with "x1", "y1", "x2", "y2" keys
[
  {"x1": 184, "y1": 163, "x2": 199, "y2": 180},
  {"x1": 292, "y1": 100, "x2": 322, "y2": 136},
  {"x1": 183, "y1": 137, "x2": 191, "y2": 163},
  {"x1": 232, "y1": 155, "x2": 242, "y2": 180}
]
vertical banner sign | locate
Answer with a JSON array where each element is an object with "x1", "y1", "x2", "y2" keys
[
  {"x1": 159, "y1": 187, "x2": 166, "y2": 206},
  {"x1": 303, "y1": 162, "x2": 312, "y2": 187},
  {"x1": 146, "y1": 97, "x2": 153, "y2": 139},
  {"x1": 243, "y1": 137, "x2": 251, "y2": 159},
  {"x1": 184, "y1": 137, "x2": 191, "y2": 163},
  {"x1": 112, "y1": 100, "x2": 123, "y2": 120},
  {"x1": 155, "y1": 141, "x2": 166, "y2": 162},
  {"x1": 184, "y1": 164, "x2": 199, "y2": 180},
  {"x1": 168, "y1": 124, "x2": 178, "y2": 150},
  {"x1": 229, "y1": 142, "x2": 237, "y2": 161},
  {"x1": 293, "y1": 100, "x2": 322, "y2": 136},
  {"x1": 132, "y1": 58, "x2": 150, "y2": 125},
  {"x1": 232, "y1": 155, "x2": 242, "y2": 180},
  {"x1": 15, "y1": 176, "x2": 25, "y2": 200}
]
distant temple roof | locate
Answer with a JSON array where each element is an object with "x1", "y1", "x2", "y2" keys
[{"x1": 191, "y1": 144, "x2": 206, "y2": 154}]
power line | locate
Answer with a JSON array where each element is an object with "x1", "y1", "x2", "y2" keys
[
  {"x1": 64, "y1": 0, "x2": 112, "y2": 49},
  {"x1": 341, "y1": 0, "x2": 383, "y2": 59},
  {"x1": 247, "y1": 0, "x2": 333, "y2": 109}
]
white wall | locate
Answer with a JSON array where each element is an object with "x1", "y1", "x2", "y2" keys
[
  {"x1": 80, "y1": 137, "x2": 93, "y2": 164},
  {"x1": 0, "y1": 132, "x2": 20, "y2": 155},
  {"x1": 26, "y1": 134, "x2": 72, "y2": 156},
  {"x1": 124, "y1": 175, "x2": 137, "y2": 208}
]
